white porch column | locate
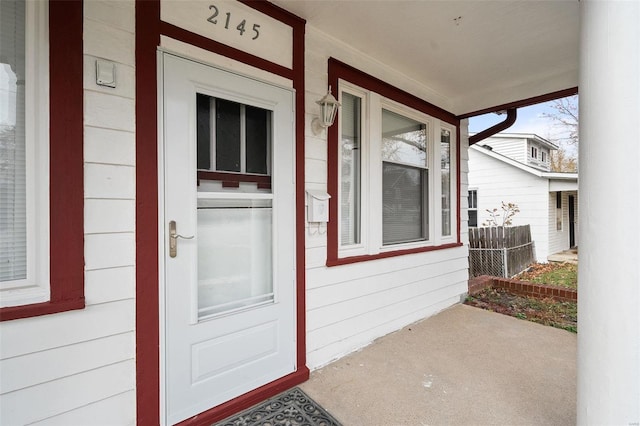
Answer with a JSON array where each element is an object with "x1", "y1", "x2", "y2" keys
[{"x1": 578, "y1": 1, "x2": 640, "y2": 424}]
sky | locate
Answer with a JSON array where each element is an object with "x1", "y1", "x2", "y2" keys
[{"x1": 468, "y1": 96, "x2": 577, "y2": 153}]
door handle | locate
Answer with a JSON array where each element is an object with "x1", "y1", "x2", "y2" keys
[{"x1": 169, "y1": 220, "x2": 194, "y2": 258}]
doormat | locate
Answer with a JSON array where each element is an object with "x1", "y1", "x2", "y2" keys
[{"x1": 213, "y1": 387, "x2": 342, "y2": 426}]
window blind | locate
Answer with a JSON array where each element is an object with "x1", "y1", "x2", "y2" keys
[
  {"x1": 382, "y1": 163, "x2": 425, "y2": 244},
  {"x1": 381, "y1": 109, "x2": 428, "y2": 245},
  {"x1": 0, "y1": 0, "x2": 27, "y2": 282},
  {"x1": 441, "y1": 129, "x2": 451, "y2": 236}
]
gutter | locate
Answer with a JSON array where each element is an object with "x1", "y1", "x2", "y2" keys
[{"x1": 468, "y1": 108, "x2": 517, "y2": 146}]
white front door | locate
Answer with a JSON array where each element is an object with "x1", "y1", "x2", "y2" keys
[{"x1": 160, "y1": 53, "x2": 296, "y2": 425}]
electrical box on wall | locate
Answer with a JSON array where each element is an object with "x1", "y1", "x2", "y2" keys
[
  {"x1": 306, "y1": 190, "x2": 331, "y2": 223},
  {"x1": 96, "y1": 59, "x2": 116, "y2": 88}
]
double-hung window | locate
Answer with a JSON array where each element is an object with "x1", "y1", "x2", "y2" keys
[
  {"x1": 468, "y1": 189, "x2": 478, "y2": 228},
  {"x1": 1, "y1": 0, "x2": 84, "y2": 319},
  {"x1": 1, "y1": 0, "x2": 49, "y2": 306},
  {"x1": 381, "y1": 108, "x2": 429, "y2": 245},
  {"x1": 329, "y1": 60, "x2": 459, "y2": 264}
]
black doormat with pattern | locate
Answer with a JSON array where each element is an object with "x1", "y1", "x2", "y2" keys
[{"x1": 213, "y1": 387, "x2": 342, "y2": 426}]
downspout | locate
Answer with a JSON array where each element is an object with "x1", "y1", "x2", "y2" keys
[{"x1": 468, "y1": 108, "x2": 517, "y2": 145}]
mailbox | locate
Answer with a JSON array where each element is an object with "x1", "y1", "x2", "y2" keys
[{"x1": 306, "y1": 190, "x2": 331, "y2": 223}]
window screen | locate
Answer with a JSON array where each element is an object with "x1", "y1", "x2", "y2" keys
[
  {"x1": 215, "y1": 99, "x2": 242, "y2": 172},
  {"x1": 196, "y1": 95, "x2": 271, "y2": 175},
  {"x1": 245, "y1": 105, "x2": 269, "y2": 174}
]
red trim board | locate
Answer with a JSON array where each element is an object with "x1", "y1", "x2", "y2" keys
[
  {"x1": 135, "y1": 0, "x2": 161, "y2": 423},
  {"x1": 457, "y1": 87, "x2": 578, "y2": 119}
]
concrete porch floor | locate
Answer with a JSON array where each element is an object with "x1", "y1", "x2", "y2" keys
[{"x1": 300, "y1": 304, "x2": 576, "y2": 425}]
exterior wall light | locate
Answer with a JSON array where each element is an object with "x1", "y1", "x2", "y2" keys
[{"x1": 311, "y1": 87, "x2": 340, "y2": 135}]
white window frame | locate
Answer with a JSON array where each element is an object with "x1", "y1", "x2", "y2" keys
[
  {"x1": 0, "y1": 1, "x2": 50, "y2": 307},
  {"x1": 337, "y1": 81, "x2": 457, "y2": 258},
  {"x1": 468, "y1": 188, "x2": 478, "y2": 228},
  {"x1": 337, "y1": 83, "x2": 370, "y2": 257},
  {"x1": 377, "y1": 98, "x2": 433, "y2": 251},
  {"x1": 438, "y1": 123, "x2": 456, "y2": 239}
]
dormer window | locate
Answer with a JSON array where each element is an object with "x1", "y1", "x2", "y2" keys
[
  {"x1": 531, "y1": 146, "x2": 538, "y2": 160},
  {"x1": 541, "y1": 151, "x2": 547, "y2": 162}
]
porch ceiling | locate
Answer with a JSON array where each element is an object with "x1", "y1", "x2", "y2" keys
[{"x1": 272, "y1": 0, "x2": 579, "y2": 116}]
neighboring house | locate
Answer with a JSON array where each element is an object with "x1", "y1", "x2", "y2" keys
[
  {"x1": 468, "y1": 133, "x2": 578, "y2": 262},
  {"x1": 0, "y1": 1, "x2": 637, "y2": 425}
]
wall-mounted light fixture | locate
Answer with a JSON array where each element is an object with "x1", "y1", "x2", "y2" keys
[{"x1": 311, "y1": 87, "x2": 340, "y2": 135}]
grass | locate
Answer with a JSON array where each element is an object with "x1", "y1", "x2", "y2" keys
[{"x1": 517, "y1": 262, "x2": 578, "y2": 289}]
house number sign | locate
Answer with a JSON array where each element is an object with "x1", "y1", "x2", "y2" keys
[
  {"x1": 161, "y1": 0, "x2": 293, "y2": 69},
  {"x1": 207, "y1": 4, "x2": 261, "y2": 40}
]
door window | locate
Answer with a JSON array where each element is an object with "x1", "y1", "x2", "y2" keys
[
  {"x1": 196, "y1": 94, "x2": 271, "y2": 175},
  {"x1": 195, "y1": 93, "x2": 274, "y2": 320},
  {"x1": 196, "y1": 197, "x2": 272, "y2": 318}
]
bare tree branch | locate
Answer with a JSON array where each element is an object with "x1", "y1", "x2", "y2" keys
[{"x1": 541, "y1": 95, "x2": 579, "y2": 146}]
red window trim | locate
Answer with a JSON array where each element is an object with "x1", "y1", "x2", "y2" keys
[
  {"x1": 0, "y1": 0, "x2": 85, "y2": 322},
  {"x1": 326, "y1": 58, "x2": 461, "y2": 266},
  {"x1": 326, "y1": 243, "x2": 464, "y2": 267}
]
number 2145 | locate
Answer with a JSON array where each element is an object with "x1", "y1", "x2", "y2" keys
[{"x1": 207, "y1": 5, "x2": 261, "y2": 40}]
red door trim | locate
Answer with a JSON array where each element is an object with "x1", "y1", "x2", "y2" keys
[
  {"x1": 135, "y1": 1, "x2": 308, "y2": 424},
  {"x1": 135, "y1": 1, "x2": 161, "y2": 424}
]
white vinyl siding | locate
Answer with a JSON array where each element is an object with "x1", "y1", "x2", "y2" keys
[
  {"x1": 304, "y1": 27, "x2": 468, "y2": 369},
  {"x1": 478, "y1": 137, "x2": 525, "y2": 163},
  {"x1": 0, "y1": 1, "x2": 136, "y2": 424},
  {"x1": 468, "y1": 147, "x2": 550, "y2": 262}
]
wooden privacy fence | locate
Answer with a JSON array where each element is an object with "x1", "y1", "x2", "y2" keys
[{"x1": 468, "y1": 225, "x2": 535, "y2": 278}]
